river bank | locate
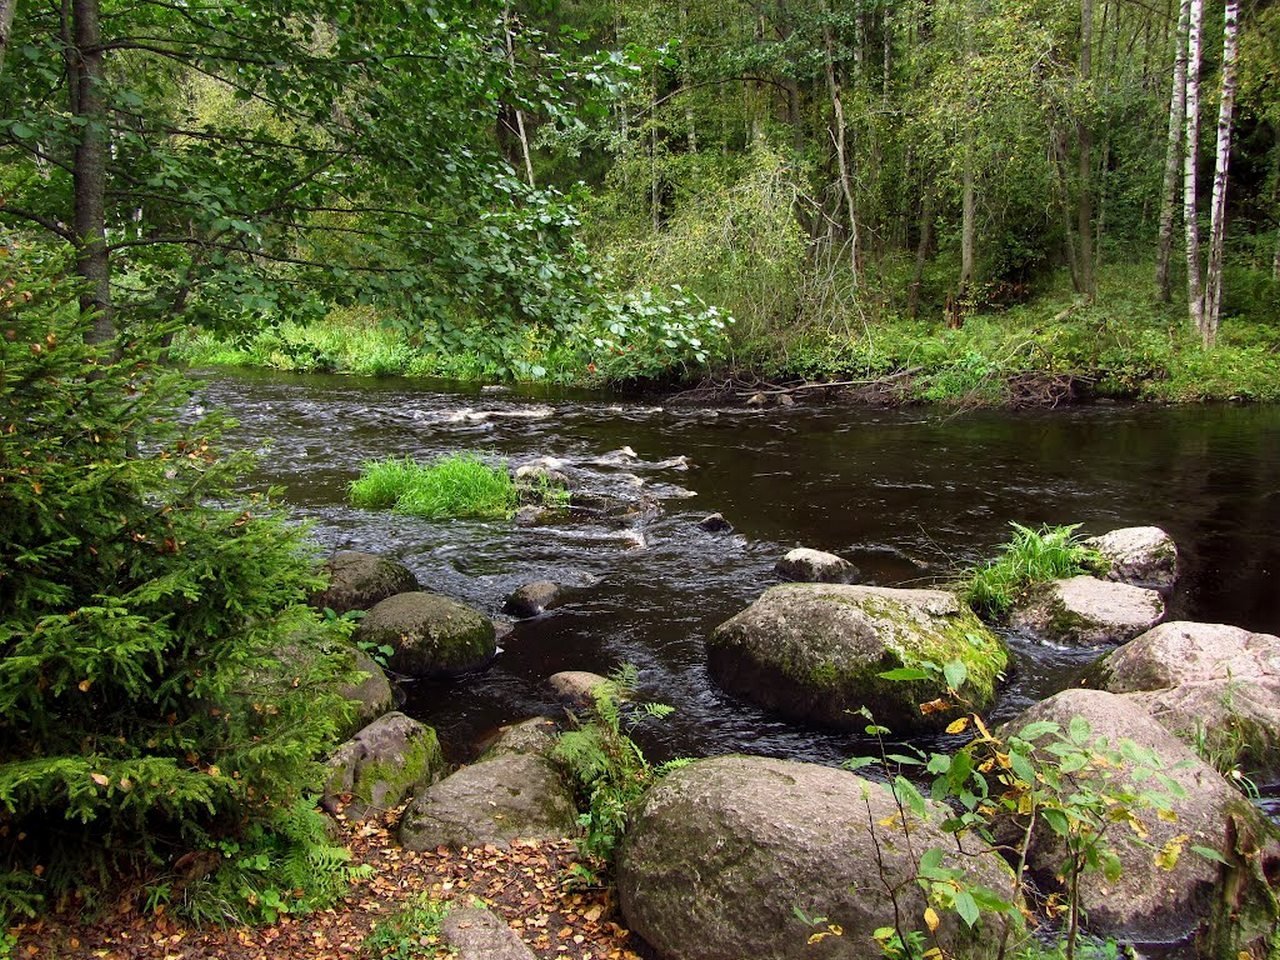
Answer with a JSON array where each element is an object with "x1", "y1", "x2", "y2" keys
[{"x1": 175, "y1": 272, "x2": 1280, "y2": 406}]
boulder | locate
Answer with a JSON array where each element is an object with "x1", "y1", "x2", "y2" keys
[
  {"x1": 339, "y1": 648, "x2": 395, "y2": 733},
  {"x1": 311, "y1": 550, "x2": 419, "y2": 615},
  {"x1": 356, "y1": 592, "x2": 496, "y2": 678},
  {"x1": 442, "y1": 905, "x2": 538, "y2": 960},
  {"x1": 514, "y1": 462, "x2": 574, "y2": 491},
  {"x1": 399, "y1": 752, "x2": 577, "y2": 851},
  {"x1": 479, "y1": 717, "x2": 559, "y2": 760},
  {"x1": 323, "y1": 712, "x2": 443, "y2": 820},
  {"x1": 708, "y1": 584, "x2": 1007, "y2": 733},
  {"x1": 774, "y1": 547, "x2": 858, "y2": 584},
  {"x1": 1009, "y1": 576, "x2": 1163, "y2": 647},
  {"x1": 618, "y1": 756, "x2": 1012, "y2": 960},
  {"x1": 1084, "y1": 526, "x2": 1179, "y2": 588},
  {"x1": 1090, "y1": 621, "x2": 1280, "y2": 781},
  {"x1": 503, "y1": 580, "x2": 563, "y2": 619},
  {"x1": 548, "y1": 671, "x2": 608, "y2": 709},
  {"x1": 698, "y1": 513, "x2": 734, "y2": 533},
  {"x1": 1001, "y1": 689, "x2": 1280, "y2": 949}
]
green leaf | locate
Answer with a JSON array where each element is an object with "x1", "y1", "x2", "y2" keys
[
  {"x1": 1068, "y1": 716, "x2": 1092, "y2": 745},
  {"x1": 953, "y1": 889, "x2": 980, "y2": 928},
  {"x1": 943, "y1": 660, "x2": 968, "y2": 691},
  {"x1": 1190, "y1": 845, "x2": 1228, "y2": 865}
]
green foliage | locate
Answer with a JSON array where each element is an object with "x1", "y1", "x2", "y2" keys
[
  {"x1": 363, "y1": 892, "x2": 450, "y2": 960},
  {"x1": 177, "y1": 798, "x2": 373, "y2": 925},
  {"x1": 964, "y1": 523, "x2": 1105, "y2": 621},
  {"x1": 349, "y1": 455, "x2": 522, "y2": 520},
  {"x1": 551, "y1": 664, "x2": 678, "y2": 868},
  {"x1": 0, "y1": 246, "x2": 353, "y2": 914},
  {"x1": 585, "y1": 286, "x2": 734, "y2": 383}
]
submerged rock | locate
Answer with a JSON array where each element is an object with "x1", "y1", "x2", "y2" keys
[
  {"x1": 1009, "y1": 575, "x2": 1163, "y2": 646},
  {"x1": 503, "y1": 580, "x2": 564, "y2": 619},
  {"x1": 548, "y1": 670, "x2": 608, "y2": 709},
  {"x1": 618, "y1": 756, "x2": 1012, "y2": 960},
  {"x1": 311, "y1": 550, "x2": 419, "y2": 615},
  {"x1": 356, "y1": 592, "x2": 496, "y2": 678},
  {"x1": 708, "y1": 584, "x2": 1006, "y2": 733},
  {"x1": 399, "y1": 752, "x2": 577, "y2": 851},
  {"x1": 774, "y1": 547, "x2": 859, "y2": 584},
  {"x1": 1091, "y1": 620, "x2": 1280, "y2": 781},
  {"x1": 323, "y1": 712, "x2": 443, "y2": 820},
  {"x1": 1001, "y1": 689, "x2": 1280, "y2": 950},
  {"x1": 697, "y1": 513, "x2": 734, "y2": 533},
  {"x1": 1085, "y1": 526, "x2": 1179, "y2": 588}
]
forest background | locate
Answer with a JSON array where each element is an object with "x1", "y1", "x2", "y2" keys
[{"x1": 3, "y1": 0, "x2": 1280, "y2": 401}]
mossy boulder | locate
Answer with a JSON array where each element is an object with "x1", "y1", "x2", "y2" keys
[
  {"x1": 311, "y1": 550, "x2": 420, "y2": 615},
  {"x1": 338, "y1": 647, "x2": 395, "y2": 734},
  {"x1": 707, "y1": 584, "x2": 1006, "y2": 733},
  {"x1": 1084, "y1": 526, "x2": 1179, "y2": 589},
  {"x1": 617, "y1": 756, "x2": 1013, "y2": 960},
  {"x1": 356, "y1": 591, "x2": 496, "y2": 678},
  {"x1": 1009, "y1": 576, "x2": 1163, "y2": 646},
  {"x1": 398, "y1": 751, "x2": 577, "y2": 851},
  {"x1": 1001, "y1": 689, "x2": 1280, "y2": 952},
  {"x1": 323, "y1": 711, "x2": 443, "y2": 820},
  {"x1": 1089, "y1": 621, "x2": 1280, "y2": 782}
]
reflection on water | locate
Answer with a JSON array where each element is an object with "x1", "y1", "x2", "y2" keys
[{"x1": 196, "y1": 370, "x2": 1280, "y2": 764}]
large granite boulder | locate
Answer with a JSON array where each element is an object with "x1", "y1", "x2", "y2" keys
[
  {"x1": 708, "y1": 584, "x2": 1007, "y2": 733},
  {"x1": 478, "y1": 717, "x2": 560, "y2": 760},
  {"x1": 1001, "y1": 689, "x2": 1280, "y2": 951},
  {"x1": 618, "y1": 756, "x2": 1013, "y2": 960},
  {"x1": 774, "y1": 548, "x2": 858, "y2": 584},
  {"x1": 356, "y1": 592, "x2": 496, "y2": 678},
  {"x1": 323, "y1": 712, "x2": 443, "y2": 820},
  {"x1": 1084, "y1": 526, "x2": 1179, "y2": 588},
  {"x1": 1090, "y1": 621, "x2": 1280, "y2": 782},
  {"x1": 1009, "y1": 576, "x2": 1163, "y2": 646},
  {"x1": 311, "y1": 550, "x2": 420, "y2": 615},
  {"x1": 399, "y1": 752, "x2": 577, "y2": 851}
]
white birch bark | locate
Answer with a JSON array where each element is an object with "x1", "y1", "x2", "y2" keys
[
  {"x1": 1155, "y1": 0, "x2": 1190, "y2": 301},
  {"x1": 1183, "y1": 0, "x2": 1205, "y2": 335},
  {"x1": 823, "y1": 8, "x2": 859, "y2": 285},
  {"x1": 1202, "y1": 0, "x2": 1240, "y2": 346},
  {"x1": 0, "y1": 0, "x2": 17, "y2": 77},
  {"x1": 502, "y1": 3, "x2": 535, "y2": 188}
]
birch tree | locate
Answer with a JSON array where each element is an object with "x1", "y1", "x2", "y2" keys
[
  {"x1": 1182, "y1": 0, "x2": 1205, "y2": 335},
  {"x1": 0, "y1": 0, "x2": 16, "y2": 76},
  {"x1": 1202, "y1": 0, "x2": 1240, "y2": 346},
  {"x1": 1155, "y1": 0, "x2": 1190, "y2": 302}
]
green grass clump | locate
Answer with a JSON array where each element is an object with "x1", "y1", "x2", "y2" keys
[
  {"x1": 362, "y1": 892, "x2": 450, "y2": 959},
  {"x1": 350, "y1": 454, "x2": 518, "y2": 520},
  {"x1": 964, "y1": 522, "x2": 1105, "y2": 621}
]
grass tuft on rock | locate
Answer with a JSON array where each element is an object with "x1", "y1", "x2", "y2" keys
[
  {"x1": 350, "y1": 455, "x2": 517, "y2": 520},
  {"x1": 964, "y1": 522, "x2": 1104, "y2": 621}
]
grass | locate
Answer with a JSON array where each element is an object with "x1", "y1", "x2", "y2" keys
[
  {"x1": 362, "y1": 892, "x2": 450, "y2": 960},
  {"x1": 963, "y1": 523, "x2": 1105, "y2": 622},
  {"x1": 350, "y1": 455, "x2": 518, "y2": 520}
]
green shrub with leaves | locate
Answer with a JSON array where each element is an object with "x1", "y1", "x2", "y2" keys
[
  {"x1": 362, "y1": 892, "x2": 450, "y2": 960},
  {"x1": 0, "y1": 249, "x2": 354, "y2": 918},
  {"x1": 964, "y1": 523, "x2": 1105, "y2": 621}
]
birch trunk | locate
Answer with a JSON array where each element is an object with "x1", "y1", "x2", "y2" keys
[
  {"x1": 1076, "y1": 0, "x2": 1096, "y2": 298},
  {"x1": 1155, "y1": 0, "x2": 1191, "y2": 301},
  {"x1": 503, "y1": 3, "x2": 535, "y2": 188},
  {"x1": 1183, "y1": 0, "x2": 1205, "y2": 335},
  {"x1": 823, "y1": 8, "x2": 859, "y2": 285},
  {"x1": 0, "y1": 0, "x2": 17, "y2": 77},
  {"x1": 1202, "y1": 0, "x2": 1240, "y2": 347}
]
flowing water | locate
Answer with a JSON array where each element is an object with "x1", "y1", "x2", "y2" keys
[{"x1": 196, "y1": 370, "x2": 1280, "y2": 769}]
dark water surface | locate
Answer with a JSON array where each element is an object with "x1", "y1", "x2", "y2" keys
[{"x1": 197, "y1": 370, "x2": 1280, "y2": 766}]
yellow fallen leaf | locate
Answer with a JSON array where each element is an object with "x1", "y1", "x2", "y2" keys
[
  {"x1": 90, "y1": 773, "x2": 109, "y2": 787},
  {"x1": 924, "y1": 906, "x2": 940, "y2": 932}
]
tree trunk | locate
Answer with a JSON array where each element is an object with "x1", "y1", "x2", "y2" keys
[
  {"x1": 907, "y1": 187, "x2": 935, "y2": 319},
  {"x1": 1156, "y1": 0, "x2": 1191, "y2": 301},
  {"x1": 70, "y1": 0, "x2": 113, "y2": 344},
  {"x1": 959, "y1": 0, "x2": 976, "y2": 300},
  {"x1": 823, "y1": 7, "x2": 859, "y2": 285},
  {"x1": 1076, "y1": 0, "x2": 1096, "y2": 299},
  {"x1": 503, "y1": 3, "x2": 535, "y2": 188},
  {"x1": 0, "y1": 0, "x2": 17, "y2": 77},
  {"x1": 1183, "y1": 0, "x2": 1204, "y2": 335},
  {"x1": 1202, "y1": 0, "x2": 1240, "y2": 347}
]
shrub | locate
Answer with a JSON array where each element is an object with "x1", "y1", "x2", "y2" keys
[
  {"x1": 0, "y1": 248, "x2": 353, "y2": 918},
  {"x1": 964, "y1": 523, "x2": 1104, "y2": 621},
  {"x1": 349, "y1": 454, "x2": 518, "y2": 519}
]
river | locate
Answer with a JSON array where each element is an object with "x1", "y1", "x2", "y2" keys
[{"x1": 195, "y1": 370, "x2": 1280, "y2": 768}]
